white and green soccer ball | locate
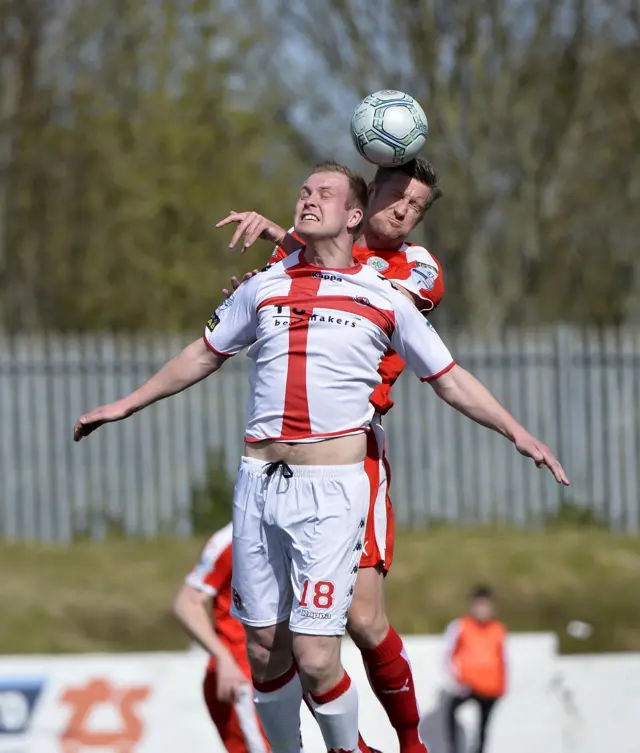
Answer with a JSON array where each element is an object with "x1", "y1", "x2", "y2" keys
[{"x1": 350, "y1": 90, "x2": 428, "y2": 167}]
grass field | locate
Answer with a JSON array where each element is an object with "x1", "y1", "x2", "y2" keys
[{"x1": 2, "y1": 526, "x2": 640, "y2": 655}]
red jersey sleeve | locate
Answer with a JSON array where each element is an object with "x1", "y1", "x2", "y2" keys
[
  {"x1": 269, "y1": 227, "x2": 304, "y2": 265},
  {"x1": 269, "y1": 245, "x2": 288, "y2": 264},
  {"x1": 390, "y1": 289, "x2": 455, "y2": 381},
  {"x1": 388, "y1": 244, "x2": 444, "y2": 313},
  {"x1": 185, "y1": 530, "x2": 233, "y2": 595}
]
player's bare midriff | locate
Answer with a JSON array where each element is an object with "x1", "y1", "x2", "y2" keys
[{"x1": 245, "y1": 433, "x2": 366, "y2": 466}]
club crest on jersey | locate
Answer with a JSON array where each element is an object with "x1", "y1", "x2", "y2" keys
[
  {"x1": 367, "y1": 256, "x2": 390, "y2": 272},
  {"x1": 410, "y1": 265, "x2": 437, "y2": 291},
  {"x1": 206, "y1": 313, "x2": 220, "y2": 332}
]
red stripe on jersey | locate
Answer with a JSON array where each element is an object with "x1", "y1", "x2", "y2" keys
[
  {"x1": 420, "y1": 360, "x2": 456, "y2": 382},
  {"x1": 288, "y1": 256, "x2": 363, "y2": 276},
  {"x1": 244, "y1": 426, "x2": 365, "y2": 443},
  {"x1": 280, "y1": 271, "x2": 323, "y2": 439},
  {"x1": 258, "y1": 295, "x2": 396, "y2": 338},
  {"x1": 202, "y1": 334, "x2": 232, "y2": 358}
]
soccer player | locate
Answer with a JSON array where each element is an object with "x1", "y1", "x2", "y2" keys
[
  {"x1": 442, "y1": 586, "x2": 507, "y2": 753},
  {"x1": 74, "y1": 161, "x2": 567, "y2": 753},
  {"x1": 218, "y1": 159, "x2": 447, "y2": 753},
  {"x1": 173, "y1": 523, "x2": 270, "y2": 753}
]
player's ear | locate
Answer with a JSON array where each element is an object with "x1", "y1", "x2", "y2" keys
[
  {"x1": 347, "y1": 206, "x2": 364, "y2": 231},
  {"x1": 367, "y1": 182, "x2": 376, "y2": 200}
]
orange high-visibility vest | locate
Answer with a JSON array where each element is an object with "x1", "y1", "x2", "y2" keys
[{"x1": 451, "y1": 616, "x2": 507, "y2": 698}]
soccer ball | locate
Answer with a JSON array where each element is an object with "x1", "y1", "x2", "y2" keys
[{"x1": 350, "y1": 90, "x2": 428, "y2": 167}]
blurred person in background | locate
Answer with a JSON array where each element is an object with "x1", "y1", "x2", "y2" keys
[
  {"x1": 442, "y1": 586, "x2": 507, "y2": 753},
  {"x1": 173, "y1": 523, "x2": 271, "y2": 753}
]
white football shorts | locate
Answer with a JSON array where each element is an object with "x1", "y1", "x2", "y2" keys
[{"x1": 230, "y1": 456, "x2": 369, "y2": 635}]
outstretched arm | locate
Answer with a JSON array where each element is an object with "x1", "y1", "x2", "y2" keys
[
  {"x1": 73, "y1": 338, "x2": 223, "y2": 441},
  {"x1": 389, "y1": 291, "x2": 569, "y2": 486},
  {"x1": 429, "y1": 365, "x2": 569, "y2": 485}
]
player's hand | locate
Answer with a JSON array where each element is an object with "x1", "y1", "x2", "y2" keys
[
  {"x1": 513, "y1": 430, "x2": 570, "y2": 485},
  {"x1": 222, "y1": 270, "x2": 259, "y2": 298},
  {"x1": 216, "y1": 210, "x2": 286, "y2": 253},
  {"x1": 216, "y1": 655, "x2": 249, "y2": 704},
  {"x1": 73, "y1": 400, "x2": 133, "y2": 442}
]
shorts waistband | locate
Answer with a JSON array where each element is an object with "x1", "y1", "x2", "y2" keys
[{"x1": 240, "y1": 456, "x2": 365, "y2": 478}]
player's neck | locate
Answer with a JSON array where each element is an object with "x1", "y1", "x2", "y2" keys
[
  {"x1": 357, "y1": 229, "x2": 404, "y2": 252},
  {"x1": 304, "y1": 237, "x2": 357, "y2": 269}
]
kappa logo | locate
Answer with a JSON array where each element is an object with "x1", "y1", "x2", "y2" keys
[
  {"x1": 299, "y1": 609, "x2": 331, "y2": 621},
  {"x1": 367, "y1": 256, "x2": 390, "y2": 272},
  {"x1": 59, "y1": 678, "x2": 150, "y2": 753},
  {"x1": 232, "y1": 587, "x2": 243, "y2": 610},
  {"x1": 311, "y1": 272, "x2": 343, "y2": 282},
  {"x1": 217, "y1": 292, "x2": 236, "y2": 311},
  {"x1": 380, "y1": 679, "x2": 411, "y2": 695}
]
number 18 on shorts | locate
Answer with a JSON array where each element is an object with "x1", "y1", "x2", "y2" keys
[{"x1": 230, "y1": 457, "x2": 370, "y2": 635}]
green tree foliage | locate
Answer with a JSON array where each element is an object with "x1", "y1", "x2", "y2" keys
[
  {"x1": 1, "y1": 0, "x2": 639, "y2": 331},
  {"x1": 265, "y1": 0, "x2": 640, "y2": 328},
  {"x1": 0, "y1": 0, "x2": 304, "y2": 331}
]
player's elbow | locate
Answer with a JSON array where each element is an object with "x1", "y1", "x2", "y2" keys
[{"x1": 171, "y1": 586, "x2": 189, "y2": 622}]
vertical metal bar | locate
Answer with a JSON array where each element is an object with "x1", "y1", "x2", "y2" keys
[
  {"x1": 604, "y1": 327, "x2": 623, "y2": 530},
  {"x1": 35, "y1": 332, "x2": 54, "y2": 542},
  {"x1": 53, "y1": 333, "x2": 73, "y2": 543},
  {"x1": 0, "y1": 334, "x2": 18, "y2": 539},
  {"x1": 619, "y1": 326, "x2": 638, "y2": 532},
  {"x1": 15, "y1": 334, "x2": 36, "y2": 539}
]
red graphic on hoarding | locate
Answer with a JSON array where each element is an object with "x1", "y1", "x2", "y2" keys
[{"x1": 59, "y1": 678, "x2": 150, "y2": 752}]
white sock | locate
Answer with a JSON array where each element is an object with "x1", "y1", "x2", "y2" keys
[
  {"x1": 309, "y1": 672, "x2": 359, "y2": 753},
  {"x1": 253, "y1": 664, "x2": 304, "y2": 753}
]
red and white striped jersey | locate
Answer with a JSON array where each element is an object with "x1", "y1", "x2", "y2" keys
[
  {"x1": 204, "y1": 249, "x2": 455, "y2": 443},
  {"x1": 270, "y1": 235, "x2": 445, "y2": 414}
]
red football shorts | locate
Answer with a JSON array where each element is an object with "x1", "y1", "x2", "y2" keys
[{"x1": 361, "y1": 413, "x2": 395, "y2": 572}]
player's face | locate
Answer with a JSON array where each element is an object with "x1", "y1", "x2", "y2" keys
[
  {"x1": 294, "y1": 172, "x2": 362, "y2": 241},
  {"x1": 470, "y1": 597, "x2": 495, "y2": 623},
  {"x1": 366, "y1": 174, "x2": 431, "y2": 243}
]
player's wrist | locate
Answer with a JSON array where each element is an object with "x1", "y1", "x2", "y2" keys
[
  {"x1": 214, "y1": 646, "x2": 237, "y2": 665},
  {"x1": 505, "y1": 422, "x2": 528, "y2": 444},
  {"x1": 271, "y1": 225, "x2": 286, "y2": 245}
]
